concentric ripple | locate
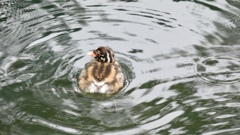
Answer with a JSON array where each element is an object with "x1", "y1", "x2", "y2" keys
[
  {"x1": 1, "y1": 0, "x2": 240, "y2": 134},
  {"x1": 196, "y1": 55, "x2": 240, "y2": 83}
]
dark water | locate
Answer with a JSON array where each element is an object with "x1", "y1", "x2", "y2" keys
[{"x1": 1, "y1": 0, "x2": 240, "y2": 134}]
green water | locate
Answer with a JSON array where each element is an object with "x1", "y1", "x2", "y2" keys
[{"x1": 1, "y1": 0, "x2": 240, "y2": 134}]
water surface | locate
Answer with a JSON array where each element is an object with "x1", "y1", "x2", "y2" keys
[{"x1": 1, "y1": 0, "x2": 240, "y2": 134}]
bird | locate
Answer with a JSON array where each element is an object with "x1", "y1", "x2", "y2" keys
[{"x1": 78, "y1": 46, "x2": 124, "y2": 95}]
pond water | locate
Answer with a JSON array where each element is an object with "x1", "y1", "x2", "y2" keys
[{"x1": 1, "y1": 0, "x2": 240, "y2": 134}]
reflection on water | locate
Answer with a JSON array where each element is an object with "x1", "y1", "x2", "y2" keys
[{"x1": 1, "y1": 0, "x2": 240, "y2": 134}]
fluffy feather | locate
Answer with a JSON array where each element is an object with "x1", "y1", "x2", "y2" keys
[{"x1": 78, "y1": 46, "x2": 124, "y2": 94}]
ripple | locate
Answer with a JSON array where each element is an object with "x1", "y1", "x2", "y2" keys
[
  {"x1": 140, "y1": 110, "x2": 184, "y2": 131},
  {"x1": 0, "y1": 1, "x2": 51, "y2": 55},
  {"x1": 32, "y1": 118, "x2": 82, "y2": 134},
  {"x1": 1, "y1": 0, "x2": 240, "y2": 134},
  {"x1": 203, "y1": 128, "x2": 240, "y2": 135},
  {"x1": 195, "y1": 55, "x2": 240, "y2": 84}
]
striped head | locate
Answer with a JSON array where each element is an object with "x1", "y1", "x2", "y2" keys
[{"x1": 87, "y1": 46, "x2": 115, "y2": 63}]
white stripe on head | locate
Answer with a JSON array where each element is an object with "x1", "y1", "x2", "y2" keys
[
  {"x1": 110, "y1": 51, "x2": 115, "y2": 62},
  {"x1": 106, "y1": 51, "x2": 110, "y2": 62}
]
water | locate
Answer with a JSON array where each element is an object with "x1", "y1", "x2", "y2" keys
[{"x1": 1, "y1": 0, "x2": 240, "y2": 134}]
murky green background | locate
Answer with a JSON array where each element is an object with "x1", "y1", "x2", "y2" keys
[{"x1": 1, "y1": 0, "x2": 240, "y2": 134}]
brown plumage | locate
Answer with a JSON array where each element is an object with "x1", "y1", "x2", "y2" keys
[{"x1": 78, "y1": 46, "x2": 124, "y2": 94}]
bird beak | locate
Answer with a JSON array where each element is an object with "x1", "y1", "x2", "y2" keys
[{"x1": 87, "y1": 51, "x2": 96, "y2": 57}]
